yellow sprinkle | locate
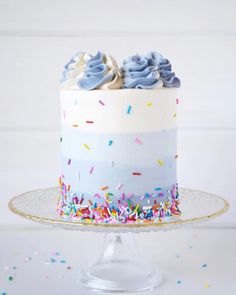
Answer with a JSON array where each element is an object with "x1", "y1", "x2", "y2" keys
[
  {"x1": 83, "y1": 144, "x2": 90, "y2": 150},
  {"x1": 146, "y1": 102, "x2": 153, "y2": 107},
  {"x1": 156, "y1": 159, "x2": 164, "y2": 166},
  {"x1": 134, "y1": 203, "x2": 140, "y2": 213},
  {"x1": 204, "y1": 283, "x2": 211, "y2": 288},
  {"x1": 173, "y1": 112, "x2": 177, "y2": 118}
]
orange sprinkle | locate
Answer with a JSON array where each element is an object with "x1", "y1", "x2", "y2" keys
[
  {"x1": 101, "y1": 186, "x2": 109, "y2": 191},
  {"x1": 67, "y1": 185, "x2": 71, "y2": 191}
]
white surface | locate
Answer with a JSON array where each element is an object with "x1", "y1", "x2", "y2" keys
[
  {"x1": 0, "y1": 0, "x2": 236, "y2": 226},
  {"x1": 0, "y1": 227, "x2": 235, "y2": 294}
]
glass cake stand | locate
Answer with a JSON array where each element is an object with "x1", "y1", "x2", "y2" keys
[{"x1": 8, "y1": 187, "x2": 229, "y2": 293}]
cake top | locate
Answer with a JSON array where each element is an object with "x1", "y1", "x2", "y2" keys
[{"x1": 60, "y1": 51, "x2": 181, "y2": 90}]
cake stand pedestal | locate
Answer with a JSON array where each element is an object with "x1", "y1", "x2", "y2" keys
[{"x1": 8, "y1": 188, "x2": 229, "y2": 293}]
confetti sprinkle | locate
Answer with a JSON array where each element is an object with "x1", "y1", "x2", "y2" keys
[
  {"x1": 101, "y1": 186, "x2": 109, "y2": 191},
  {"x1": 89, "y1": 166, "x2": 94, "y2": 174},
  {"x1": 108, "y1": 140, "x2": 113, "y2": 146},
  {"x1": 132, "y1": 172, "x2": 142, "y2": 176},
  {"x1": 86, "y1": 121, "x2": 94, "y2": 124},
  {"x1": 67, "y1": 185, "x2": 71, "y2": 191},
  {"x1": 116, "y1": 183, "x2": 123, "y2": 191},
  {"x1": 72, "y1": 124, "x2": 78, "y2": 127},
  {"x1": 156, "y1": 159, "x2": 164, "y2": 166},
  {"x1": 173, "y1": 112, "x2": 177, "y2": 118},
  {"x1": 127, "y1": 105, "x2": 132, "y2": 114},
  {"x1": 154, "y1": 187, "x2": 162, "y2": 191},
  {"x1": 8, "y1": 276, "x2": 14, "y2": 281},
  {"x1": 60, "y1": 137, "x2": 62, "y2": 142},
  {"x1": 60, "y1": 260, "x2": 66, "y2": 264},
  {"x1": 177, "y1": 280, "x2": 182, "y2": 284},
  {"x1": 176, "y1": 98, "x2": 179, "y2": 104},
  {"x1": 67, "y1": 159, "x2": 71, "y2": 165},
  {"x1": 98, "y1": 99, "x2": 105, "y2": 106},
  {"x1": 175, "y1": 154, "x2": 179, "y2": 159},
  {"x1": 1, "y1": 292, "x2": 7, "y2": 295},
  {"x1": 83, "y1": 144, "x2": 90, "y2": 150},
  {"x1": 135, "y1": 138, "x2": 142, "y2": 144},
  {"x1": 110, "y1": 161, "x2": 114, "y2": 167},
  {"x1": 202, "y1": 263, "x2": 207, "y2": 268},
  {"x1": 204, "y1": 283, "x2": 211, "y2": 288},
  {"x1": 146, "y1": 102, "x2": 153, "y2": 107},
  {"x1": 63, "y1": 110, "x2": 66, "y2": 119}
]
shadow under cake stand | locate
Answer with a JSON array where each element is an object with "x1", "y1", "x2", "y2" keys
[{"x1": 9, "y1": 187, "x2": 229, "y2": 293}]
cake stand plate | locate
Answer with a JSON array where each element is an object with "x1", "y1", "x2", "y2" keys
[{"x1": 9, "y1": 188, "x2": 229, "y2": 293}]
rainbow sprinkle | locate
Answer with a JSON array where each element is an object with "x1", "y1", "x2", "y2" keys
[
  {"x1": 67, "y1": 159, "x2": 71, "y2": 165},
  {"x1": 98, "y1": 99, "x2": 105, "y2": 106},
  {"x1": 89, "y1": 166, "x2": 94, "y2": 174},
  {"x1": 132, "y1": 172, "x2": 142, "y2": 176},
  {"x1": 86, "y1": 121, "x2": 94, "y2": 124},
  {"x1": 127, "y1": 105, "x2": 132, "y2": 114},
  {"x1": 146, "y1": 102, "x2": 153, "y2": 107},
  {"x1": 83, "y1": 144, "x2": 90, "y2": 150},
  {"x1": 116, "y1": 183, "x2": 123, "y2": 191},
  {"x1": 72, "y1": 124, "x2": 78, "y2": 128},
  {"x1": 101, "y1": 186, "x2": 109, "y2": 191},
  {"x1": 156, "y1": 159, "x2": 164, "y2": 166},
  {"x1": 108, "y1": 140, "x2": 113, "y2": 146},
  {"x1": 176, "y1": 98, "x2": 179, "y2": 104},
  {"x1": 135, "y1": 137, "x2": 142, "y2": 144}
]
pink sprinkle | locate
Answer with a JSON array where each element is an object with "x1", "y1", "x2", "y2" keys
[
  {"x1": 89, "y1": 166, "x2": 94, "y2": 174},
  {"x1": 67, "y1": 159, "x2": 71, "y2": 165},
  {"x1": 122, "y1": 193, "x2": 126, "y2": 200},
  {"x1": 86, "y1": 121, "x2": 94, "y2": 124},
  {"x1": 176, "y1": 98, "x2": 179, "y2": 104},
  {"x1": 98, "y1": 100, "x2": 105, "y2": 106},
  {"x1": 116, "y1": 183, "x2": 123, "y2": 191},
  {"x1": 135, "y1": 138, "x2": 142, "y2": 145}
]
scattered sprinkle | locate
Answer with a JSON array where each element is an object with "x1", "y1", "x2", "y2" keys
[
  {"x1": 108, "y1": 140, "x2": 113, "y2": 146},
  {"x1": 74, "y1": 99, "x2": 78, "y2": 105},
  {"x1": 60, "y1": 137, "x2": 62, "y2": 142},
  {"x1": 146, "y1": 102, "x2": 153, "y2": 107},
  {"x1": 154, "y1": 187, "x2": 162, "y2": 191},
  {"x1": 63, "y1": 110, "x2": 66, "y2": 119},
  {"x1": 175, "y1": 154, "x2": 179, "y2": 159},
  {"x1": 67, "y1": 266, "x2": 72, "y2": 270},
  {"x1": 116, "y1": 183, "x2": 123, "y2": 191},
  {"x1": 72, "y1": 124, "x2": 78, "y2": 127},
  {"x1": 67, "y1": 159, "x2": 71, "y2": 165},
  {"x1": 204, "y1": 283, "x2": 211, "y2": 288},
  {"x1": 1, "y1": 292, "x2": 7, "y2": 295},
  {"x1": 86, "y1": 121, "x2": 94, "y2": 124},
  {"x1": 110, "y1": 161, "x2": 114, "y2": 167},
  {"x1": 101, "y1": 186, "x2": 109, "y2": 191},
  {"x1": 132, "y1": 172, "x2": 142, "y2": 176},
  {"x1": 83, "y1": 144, "x2": 90, "y2": 150},
  {"x1": 98, "y1": 99, "x2": 105, "y2": 106},
  {"x1": 173, "y1": 112, "x2": 177, "y2": 118},
  {"x1": 202, "y1": 264, "x2": 207, "y2": 268},
  {"x1": 156, "y1": 159, "x2": 164, "y2": 166},
  {"x1": 89, "y1": 166, "x2": 94, "y2": 174},
  {"x1": 177, "y1": 280, "x2": 181, "y2": 284},
  {"x1": 176, "y1": 98, "x2": 179, "y2": 104},
  {"x1": 127, "y1": 105, "x2": 132, "y2": 114},
  {"x1": 60, "y1": 260, "x2": 67, "y2": 264},
  {"x1": 135, "y1": 138, "x2": 143, "y2": 145},
  {"x1": 8, "y1": 276, "x2": 14, "y2": 281},
  {"x1": 67, "y1": 185, "x2": 71, "y2": 191}
]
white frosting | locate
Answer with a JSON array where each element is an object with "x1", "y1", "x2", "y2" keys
[{"x1": 60, "y1": 88, "x2": 177, "y2": 133}]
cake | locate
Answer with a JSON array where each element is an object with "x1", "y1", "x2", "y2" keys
[{"x1": 58, "y1": 51, "x2": 181, "y2": 223}]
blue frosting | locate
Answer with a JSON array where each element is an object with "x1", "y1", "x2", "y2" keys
[
  {"x1": 147, "y1": 51, "x2": 181, "y2": 88},
  {"x1": 60, "y1": 51, "x2": 84, "y2": 84},
  {"x1": 122, "y1": 54, "x2": 162, "y2": 89},
  {"x1": 122, "y1": 52, "x2": 181, "y2": 89},
  {"x1": 78, "y1": 51, "x2": 116, "y2": 90}
]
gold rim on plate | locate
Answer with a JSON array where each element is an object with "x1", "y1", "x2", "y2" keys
[{"x1": 8, "y1": 187, "x2": 230, "y2": 229}]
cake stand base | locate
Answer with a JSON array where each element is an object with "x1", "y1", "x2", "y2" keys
[{"x1": 78, "y1": 232, "x2": 161, "y2": 293}]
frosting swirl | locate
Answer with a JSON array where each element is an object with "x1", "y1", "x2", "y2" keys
[
  {"x1": 60, "y1": 51, "x2": 91, "y2": 89},
  {"x1": 78, "y1": 51, "x2": 122, "y2": 90},
  {"x1": 121, "y1": 54, "x2": 163, "y2": 89},
  {"x1": 147, "y1": 51, "x2": 181, "y2": 88}
]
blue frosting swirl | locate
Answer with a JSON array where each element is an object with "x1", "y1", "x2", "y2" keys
[
  {"x1": 122, "y1": 52, "x2": 181, "y2": 89},
  {"x1": 147, "y1": 51, "x2": 181, "y2": 88},
  {"x1": 121, "y1": 54, "x2": 163, "y2": 89},
  {"x1": 78, "y1": 51, "x2": 120, "y2": 90}
]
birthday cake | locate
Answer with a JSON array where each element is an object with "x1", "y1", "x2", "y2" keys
[{"x1": 57, "y1": 51, "x2": 181, "y2": 223}]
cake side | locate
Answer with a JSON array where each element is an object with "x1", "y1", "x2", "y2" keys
[{"x1": 58, "y1": 89, "x2": 180, "y2": 223}]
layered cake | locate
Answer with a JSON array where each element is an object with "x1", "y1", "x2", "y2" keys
[{"x1": 58, "y1": 51, "x2": 181, "y2": 223}]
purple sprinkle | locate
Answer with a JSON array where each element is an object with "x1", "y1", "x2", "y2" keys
[
  {"x1": 67, "y1": 159, "x2": 71, "y2": 165},
  {"x1": 98, "y1": 100, "x2": 105, "y2": 106}
]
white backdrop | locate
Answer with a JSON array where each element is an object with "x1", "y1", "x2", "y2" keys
[{"x1": 0, "y1": 0, "x2": 235, "y2": 226}]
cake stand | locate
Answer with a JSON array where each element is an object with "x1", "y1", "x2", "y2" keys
[{"x1": 8, "y1": 187, "x2": 229, "y2": 293}]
